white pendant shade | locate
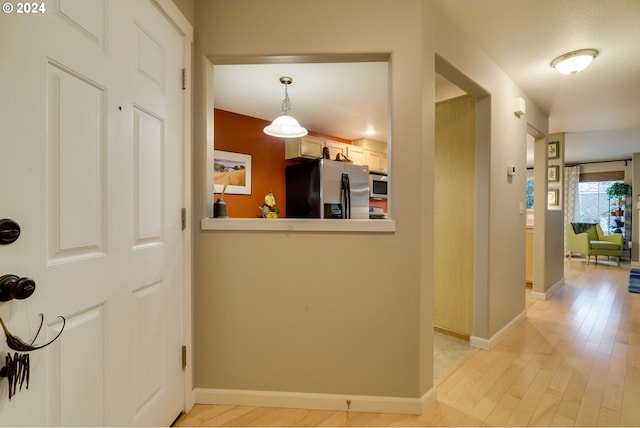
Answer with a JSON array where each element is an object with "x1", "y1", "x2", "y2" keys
[
  {"x1": 263, "y1": 114, "x2": 308, "y2": 138},
  {"x1": 551, "y1": 49, "x2": 598, "y2": 75},
  {"x1": 263, "y1": 76, "x2": 308, "y2": 138}
]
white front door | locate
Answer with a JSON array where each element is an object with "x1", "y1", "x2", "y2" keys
[{"x1": 0, "y1": 1, "x2": 187, "y2": 425}]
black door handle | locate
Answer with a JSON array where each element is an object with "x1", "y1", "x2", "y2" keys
[
  {"x1": 0, "y1": 275, "x2": 36, "y2": 301},
  {"x1": 0, "y1": 219, "x2": 21, "y2": 245}
]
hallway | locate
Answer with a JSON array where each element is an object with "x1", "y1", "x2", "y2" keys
[{"x1": 179, "y1": 260, "x2": 640, "y2": 426}]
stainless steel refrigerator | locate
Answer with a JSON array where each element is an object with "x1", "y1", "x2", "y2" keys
[{"x1": 285, "y1": 159, "x2": 370, "y2": 219}]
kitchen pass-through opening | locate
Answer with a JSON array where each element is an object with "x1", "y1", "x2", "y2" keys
[{"x1": 207, "y1": 54, "x2": 392, "y2": 222}]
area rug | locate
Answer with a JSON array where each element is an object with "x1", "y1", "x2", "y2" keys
[{"x1": 628, "y1": 268, "x2": 640, "y2": 293}]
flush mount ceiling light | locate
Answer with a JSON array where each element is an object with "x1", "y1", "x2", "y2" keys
[
  {"x1": 263, "y1": 76, "x2": 308, "y2": 138},
  {"x1": 551, "y1": 49, "x2": 598, "y2": 75}
]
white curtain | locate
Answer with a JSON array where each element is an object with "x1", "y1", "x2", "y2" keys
[{"x1": 564, "y1": 166, "x2": 581, "y2": 254}]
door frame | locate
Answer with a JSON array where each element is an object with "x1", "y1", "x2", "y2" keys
[
  {"x1": 151, "y1": 0, "x2": 194, "y2": 414},
  {"x1": 434, "y1": 54, "x2": 491, "y2": 348}
]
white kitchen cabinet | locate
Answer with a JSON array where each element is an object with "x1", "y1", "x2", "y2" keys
[
  {"x1": 285, "y1": 136, "x2": 325, "y2": 159},
  {"x1": 367, "y1": 150, "x2": 388, "y2": 173},
  {"x1": 347, "y1": 145, "x2": 367, "y2": 166},
  {"x1": 285, "y1": 137, "x2": 388, "y2": 174},
  {"x1": 324, "y1": 140, "x2": 348, "y2": 160}
]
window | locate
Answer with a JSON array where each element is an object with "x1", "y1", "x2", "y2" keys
[
  {"x1": 577, "y1": 180, "x2": 618, "y2": 233},
  {"x1": 526, "y1": 177, "x2": 534, "y2": 209}
]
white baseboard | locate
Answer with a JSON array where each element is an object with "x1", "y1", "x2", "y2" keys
[
  {"x1": 193, "y1": 386, "x2": 437, "y2": 415},
  {"x1": 470, "y1": 309, "x2": 527, "y2": 351},
  {"x1": 531, "y1": 278, "x2": 565, "y2": 300}
]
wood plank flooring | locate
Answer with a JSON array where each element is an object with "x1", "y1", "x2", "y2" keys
[{"x1": 178, "y1": 259, "x2": 640, "y2": 427}]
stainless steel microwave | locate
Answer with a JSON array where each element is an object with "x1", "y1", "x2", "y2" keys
[{"x1": 369, "y1": 173, "x2": 388, "y2": 199}]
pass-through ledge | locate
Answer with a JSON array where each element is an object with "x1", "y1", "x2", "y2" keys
[{"x1": 201, "y1": 218, "x2": 396, "y2": 233}]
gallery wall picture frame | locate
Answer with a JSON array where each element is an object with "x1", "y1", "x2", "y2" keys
[
  {"x1": 548, "y1": 188, "x2": 559, "y2": 207},
  {"x1": 213, "y1": 150, "x2": 252, "y2": 195},
  {"x1": 548, "y1": 141, "x2": 559, "y2": 159},
  {"x1": 548, "y1": 165, "x2": 560, "y2": 182}
]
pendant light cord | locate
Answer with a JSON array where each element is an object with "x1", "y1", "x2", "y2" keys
[{"x1": 281, "y1": 83, "x2": 291, "y2": 114}]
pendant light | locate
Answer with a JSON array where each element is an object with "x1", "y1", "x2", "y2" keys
[
  {"x1": 551, "y1": 49, "x2": 598, "y2": 75},
  {"x1": 263, "y1": 76, "x2": 308, "y2": 138}
]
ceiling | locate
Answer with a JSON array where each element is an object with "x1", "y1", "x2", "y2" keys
[
  {"x1": 213, "y1": 61, "x2": 389, "y2": 143},
  {"x1": 213, "y1": 0, "x2": 640, "y2": 165},
  {"x1": 433, "y1": 0, "x2": 640, "y2": 167}
]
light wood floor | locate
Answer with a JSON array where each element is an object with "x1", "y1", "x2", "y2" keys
[{"x1": 178, "y1": 260, "x2": 640, "y2": 427}]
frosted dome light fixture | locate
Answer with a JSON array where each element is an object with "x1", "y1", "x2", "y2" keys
[
  {"x1": 551, "y1": 49, "x2": 598, "y2": 75},
  {"x1": 263, "y1": 76, "x2": 308, "y2": 138}
]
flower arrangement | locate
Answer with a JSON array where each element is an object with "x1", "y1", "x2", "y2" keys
[{"x1": 258, "y1": 191, "x2": 280, "y2": 218}]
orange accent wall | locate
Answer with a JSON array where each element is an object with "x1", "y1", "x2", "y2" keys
[
  {"x1": 213, "y1": 109, "x2": 287, "y2": 218},
  {"x1": 213, "y1": 109, "x2": 387, "y2": 217},
  {"x1": 369, "y1": 198, "x2": 388, "y2": 212}
]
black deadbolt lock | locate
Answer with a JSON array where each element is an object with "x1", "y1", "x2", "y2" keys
[
  {"x1": 0, "y1": 219, "x2": 21, "y2": 245},
  {"x1": 0, "y1": 275, "x2": 36, "y2": 301}
]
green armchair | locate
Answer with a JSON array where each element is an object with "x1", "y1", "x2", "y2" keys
[{"x1": 566, "y1": 223, "x2": 624, "y2": 266}]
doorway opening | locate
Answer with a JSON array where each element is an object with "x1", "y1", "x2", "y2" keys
[
  {"x1": 525, "y1": 132, "x2": 535, "y2": 308},
  {"x1": 433, "y1": 55, "x2": 491, "y2": 379},
  {"x1": 528, "y1": 126, "x2": 548, "y2": 298}
]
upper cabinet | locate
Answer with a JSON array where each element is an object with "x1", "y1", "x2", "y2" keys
[
  {"x1": 347, "y1": 145, "x2": 367, "y2": 166},
  {"x1": 367, "y1": 150, "x2": 388, "y2": 174},
  {"x1": 352, "y1": 137, "x2": 388, "y2": 174},
  {"x1": 285, "y1": 136, "x2": 325, "y2": 159},
  {"x1": 285, "y1": 136, "x2": 388, "y2": 174},
  {"x1": 324, "y1": 140, "x2": 348, "y2": 160},
  {"x1": 285, "y1": 136, "x2": 349, "y2": 161}
]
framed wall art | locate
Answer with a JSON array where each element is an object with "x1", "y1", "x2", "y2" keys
[
  {"x1": 548, "y1": 165, "x2": 560, "y2": 182},
  {"x1": 548, "y1": 141, "x2": 559, "y2": 159},
  {"x1": 548, "y1": 189, "x2": 559, "y2": 207},
  {"x1": 213, "y1": 150, "x2": 252, "y2": 195}
]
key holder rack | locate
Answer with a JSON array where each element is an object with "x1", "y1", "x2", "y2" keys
[
  {"x1": 0, "y1": 314, "x2": 65, "y2": 352},
  {"x1": 0, "y1": 353, "x2": 29, "y2": 400},
  {"x1": 0, "y1": 314, "x2": 65, "y2": 400}
]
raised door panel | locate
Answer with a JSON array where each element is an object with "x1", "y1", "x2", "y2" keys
[
  {"x1": 47, "y1": 62, "x2": 107, "y2": 262},
  {"x1": 133, "y1": 281, "x2": 163, "y2": 413},
  {"x1": 133, "y1": 106, "x2": 164, "y2": 246},
  {"x1": 58, "y1": 0, "x2": 106, "y2": 48},
  {"x1": 135, "y1": 22, "x2": 165, "y2": 89},
  {"x1": 48, "y1": 306, "x2": 105, "y2": 426}
]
